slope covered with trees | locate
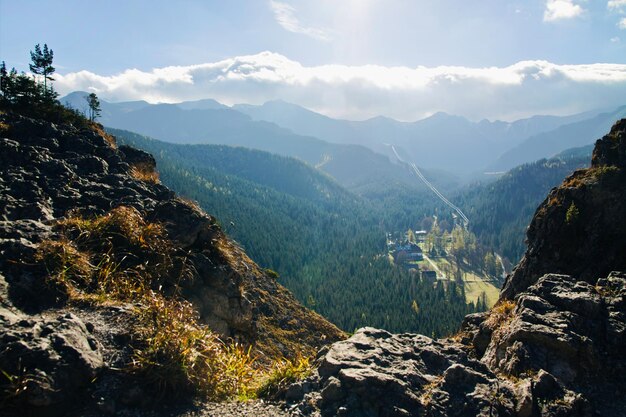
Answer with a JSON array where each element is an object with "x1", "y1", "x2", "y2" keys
[
  {"x1": 454, "y1": 153, "x2": 590, "y2": 263},
  {"x1": 110, "y1": 128, "x2": 480, "y2": 336}
]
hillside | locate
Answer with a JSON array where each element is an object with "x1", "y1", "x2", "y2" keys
[
  {"x1": 455, "y1": 152, "x2": 590, "y2": 263},
  {"x1": 501, "y1": 118, "x2": 626, "y2": 298},
  {"x1": 109, "y1": 128, "x2": 476, "y2": 335},
  {"x1": 0, "y1": 109, "x2": 345, "y2": 415}
]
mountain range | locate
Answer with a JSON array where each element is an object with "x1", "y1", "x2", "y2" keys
[{"x1": 62, "y1": 91, "x2": 625, "y2": 180}]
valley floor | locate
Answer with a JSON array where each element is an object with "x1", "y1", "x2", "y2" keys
[
  {"x1": 425, "y1": 254, "x2": 500, "y2": 307},
  {"x1": 389, "y1": 233, "x2": 501, "y2": 308}
]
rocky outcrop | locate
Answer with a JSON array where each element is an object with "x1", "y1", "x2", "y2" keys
[
  {"x1": 0, "y1": 310, "x2": 103, "y2": 409},
  {"x1": 289, "y1": 272, "x2": 625, "y2": 417},
  {"x1": 0, "y1": 112, "x2": 343, "y2": 415},
  {"x1": 500, "y1": 119, "x2": 626, "y2": 299}
]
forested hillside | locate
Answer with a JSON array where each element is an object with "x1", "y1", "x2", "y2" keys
[
  {"x1": 111, "y1": 128, "x2": 479, "y2": 336},
  {"x1": 455, "y1": 152, "x2": 590, "y2": 263}
]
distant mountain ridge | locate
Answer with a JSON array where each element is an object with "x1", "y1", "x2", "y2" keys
[
  {"x1": 61, "y1": 92, "x2": 454, "y2": 194},
  {"x1": 489, "y1": 105, "x2": 626, "y2": 171},
  {"x1": 63, "y1": 91, "x2": 621, "y2": 177},
  {"x1": 234, "y1": 99, "x2": 609, "y2": 174}
]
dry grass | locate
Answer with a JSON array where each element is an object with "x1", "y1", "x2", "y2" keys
[
  {"x1": 176, "y1": 196, "x2": 204, "y2": 214},
  {"x1": 0, "y1": 366, "x2": 51, "y2": 407},
  {"x1": 547, "y1": 195, "x2": 561, "y2": 207},
  {"x1": 448, "y1": 330, "x2": 472, "y2": 344},
  {"x1": 35, "y1": 239, "x2": 94, "y2": 298},
  {"x1": 255, "y1": 354, "x2": 312, "y2": 399},
  {"x1": 132, "y1": 293, "x2": 257, "y2": 399},
  {"x1": 561, "y1": 175, "x2": 586, "y2": 189},
  {"x1": 419, "y1": 376, "x2": 443, "y2": 406},
  {"x1": 130, "y1": 162, "x2": 160, "y2": 184},
  {"x1": 484, "y1": 300, "x2": 516, "y2": 330},
  {"x1": 214, "y1": 236, "x2": 255, "y2": 275},
  {"x1": 35, "y1": 206, "x2": 260, "y2": 400},
  {"x1": 57, "y1": 206, "x2": 174, "y2": 288},
  {"x1": 0, "y1": 121, "x2": 10, "y2": 135},
  {"x1": 88, "y1": 122, "x2": 117, "y2": 148}
]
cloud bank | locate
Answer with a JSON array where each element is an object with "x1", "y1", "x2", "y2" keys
[{"x1": 55, "y1": 52, "x2": 626, "y2": 121}]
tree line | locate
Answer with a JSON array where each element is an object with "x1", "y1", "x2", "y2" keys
[
  {"x1": 1, "y1": 44, "x2": 101, "y2": 122},
  {"x1": 453, "y1": 155, "x2": 589, "y2": 264}
]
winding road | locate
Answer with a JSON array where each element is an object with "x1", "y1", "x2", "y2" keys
[{"x1": 390, "y1": 145, "x2": 469, "y2": 227}]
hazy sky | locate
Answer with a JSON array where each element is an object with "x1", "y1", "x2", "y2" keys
[{"x1": 2, "y1": 0, "x2": 626, "y2": 121}]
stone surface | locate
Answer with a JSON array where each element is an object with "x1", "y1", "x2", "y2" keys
[
  {"x1": 290, "y1": 273, "x2": 625, "y2": 416},
  {"x1": 0, "y1": 310, "x2": 103, "y2": 411}
]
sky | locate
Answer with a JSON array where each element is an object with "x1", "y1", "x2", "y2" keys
[{"x1": 1, "y1": 0, "x2": 626, "y2": 121}]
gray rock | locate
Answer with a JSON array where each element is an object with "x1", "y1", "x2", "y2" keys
[
  {"x1": 0, "y1": 308, "x2": 103, "y2": 410},
  {"x1": 291, "y1": 272, "x2": 626, "y2": 417}
]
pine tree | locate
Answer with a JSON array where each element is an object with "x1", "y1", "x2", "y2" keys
[
  {"x1": 29, "y1": 44, "x2": 55, "y2": 99},
  {"x1": 86, "y1": 93, "x2": 101, "y2": 121},
  {"x1": 0, "y1": 62, "x2": 9, "y2": 104}
]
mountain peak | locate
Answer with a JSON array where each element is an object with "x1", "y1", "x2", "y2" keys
[
  {"x1": 175, "y1": 98, "x2": 227, "y2": 111},
  {"x1": 591, "y1": 118, "x2": 626, "y2": 168}
]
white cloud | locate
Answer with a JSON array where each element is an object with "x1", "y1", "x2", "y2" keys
[
  {"x1": 608, "y1": 0, "x2": 626, "y2": 11},
  {"x1": 269, "y1": 1, "x2": 331, "y2": 41},
  {"x1": 611, "y1": 36, "x2": 621, "y2": 42},
  {"x1": 619, "y1": 17, "x2": 626, "y2": 29},
  {"x1": 54, "y1": 52, "x2": 626, "y2": 121},
  {"x1": 543, "y1": 0, "x2": 584, "y2": 22}
]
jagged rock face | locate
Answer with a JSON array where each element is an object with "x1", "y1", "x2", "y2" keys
[
  {"x1": 591, "y1": 118, "x2": 626, "y2": 168},
  {"x1": 290, "y1": 272, "x2": 625, "y2": 417},
  {"x1": 0, "y1": 310, "x2": 103, "y2": 409},
  {"x1": 479, "y1": 273, "x2": 626, "y2": 399},
  {"x1": 0, "y1": 112, "x2": 343, "y2": 414},
  {"x1": 500, "y1": 119, "x2": 626, "y2": 299}
]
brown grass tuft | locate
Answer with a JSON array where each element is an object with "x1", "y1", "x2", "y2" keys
[
  {"x1": 176, "y1": 196, "x2": 204, "y2": 214},
  {"x1": 34, "y1": 207, "x2": 260, "y2": 400},
  {"x1": 255, "y1": 355, "x2": 312, "y2": 399},
  {"x1": 132, "y1": 293, "x2": 257, "y2": 400},
  {"x1": 88, "y1": 122, "x2": 117, "y2": 148},
  {"x1": 35, "y1": 239, "x2": 93, "y2": 296},
  {"x1": 484, "y1": 300, "x2": 516, "y2": 332},
  {"x1": 0, "y1": 121, "x2": 10, "y2": 135},
  {"x1": 419, "y1": 376, "x2": 443, "y2": 406},
  {"x1": 130, "y1": 162, "x2": 160, "y2": 184}
]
